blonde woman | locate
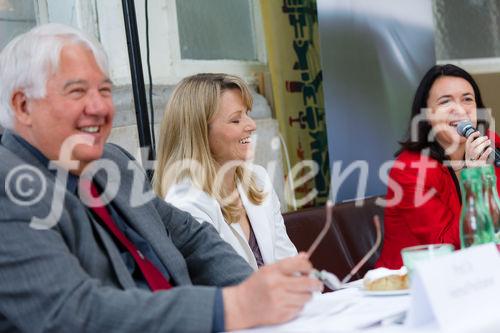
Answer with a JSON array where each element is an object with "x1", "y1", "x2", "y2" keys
[{"x1": 154, "y1": 73, "x2": 297, "y2": 270}]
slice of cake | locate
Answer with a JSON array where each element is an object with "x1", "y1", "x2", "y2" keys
[{"x1": 363, "y1": 267, "x2": 409, "y2": 291}]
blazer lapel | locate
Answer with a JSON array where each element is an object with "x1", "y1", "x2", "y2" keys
[
  {"x1": 238, "y1": 184, "x2": 274, "y2": 264},
  {"x1": 1, "y1": 132, "x2": 138, "y2": 289},
  {"x1": 89, "y1": 213, "x2": 137, "y2": 288},
  {"x1": 92, "y1": 165, "x2": 190, "y2": 286}
]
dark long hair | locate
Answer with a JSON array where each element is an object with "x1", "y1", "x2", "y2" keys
[{"x1": 398, "y1": 64, "x2": 486, "y2": 162}]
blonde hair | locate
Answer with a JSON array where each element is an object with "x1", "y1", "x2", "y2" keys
[{"x1": 154, "y1": 73, "x2": 266, "y2": 223}]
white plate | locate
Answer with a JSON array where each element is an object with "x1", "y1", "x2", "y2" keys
[{"x1": 362, "y1": 288, "x2": 410, "y2": 296}]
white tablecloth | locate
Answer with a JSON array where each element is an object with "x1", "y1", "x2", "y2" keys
[{"x1": 235, "y1": 285, "x2": 440, "y2": 333}]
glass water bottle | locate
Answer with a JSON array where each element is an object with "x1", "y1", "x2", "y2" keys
[
  {"x1": 459, "y1": 167, "x2": 495, "y2": 248},
  {"x1": 480, "y1": 165, "x2": 500, "y2": 244}
]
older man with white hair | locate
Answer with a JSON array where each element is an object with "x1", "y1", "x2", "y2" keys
[{"x1": 0, "y1": 23, "x2": 322, "y2": 332}]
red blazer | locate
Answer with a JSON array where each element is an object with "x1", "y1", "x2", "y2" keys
[{"x1": 376, "y1": 134, "x2": 500, "y2": 269}]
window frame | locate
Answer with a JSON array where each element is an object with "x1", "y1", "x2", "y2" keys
[
  {"x1": 436, "y1": 58, "x2": 500, "y2": 75},
  {"x1": 163, "y1": 0, "x2": 267, "y2": 84},
  {"x1": 31, "y1": 0, "x2": 267, "y2": 85},
  {"x1": 433, "y1": 0, "x2": 500, "y2": 75}
]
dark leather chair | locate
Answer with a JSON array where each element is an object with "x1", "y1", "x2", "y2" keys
[
  {"x1": 283, "y1": 205, "x2": 349, "y2": 278},
  {"x1": 283, "y1": 196, "x2": 384, "y2": 281},
  {"x1": 331, "y1": 196, "x2": 385, "y2": 278}
]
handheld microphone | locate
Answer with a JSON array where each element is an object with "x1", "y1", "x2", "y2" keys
[
  {"x1": 456, "y1": 121, "x2": 476, "y2": 138},
  {"x1": 456, "y1": 120, "x2": 500, "y2": 166}
]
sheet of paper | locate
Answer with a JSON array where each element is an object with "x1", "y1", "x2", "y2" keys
[{"x1": 236, "y1": 287, "x2": 411, "y2": 333}]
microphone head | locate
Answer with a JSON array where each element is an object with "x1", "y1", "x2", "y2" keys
[{"x1": 456, "y1": 120, "x2": 475, "y2": 138}]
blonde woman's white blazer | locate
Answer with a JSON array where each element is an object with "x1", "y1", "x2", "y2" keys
[{"x1": 164, "y1": 164, "x2": 297, "y2": 270}]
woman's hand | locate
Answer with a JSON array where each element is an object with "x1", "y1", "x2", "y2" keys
[{"x1": 464, "y1": 131, "x2": 493, "y2": 168}]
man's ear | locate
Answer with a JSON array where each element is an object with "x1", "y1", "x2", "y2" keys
[{"x1": 11, "y1": 90, "x2": 32, "y2": 126}]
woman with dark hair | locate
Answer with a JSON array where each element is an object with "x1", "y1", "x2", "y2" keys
[{"x1": 376, "y1": 64, "x2": 500, "y2": 269}]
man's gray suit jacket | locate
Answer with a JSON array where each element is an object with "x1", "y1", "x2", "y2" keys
[{"x1": 0, "y1": 131, "x2": 253, "y2": 333}]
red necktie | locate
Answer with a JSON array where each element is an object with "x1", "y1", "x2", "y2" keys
[{"x1": 84, "y1": 180, "x2": 172, "y2": 291}]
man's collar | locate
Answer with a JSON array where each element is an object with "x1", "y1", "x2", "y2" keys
[
  {"x1": 8, "y1": 131, "x2": 79, "y2": 193},
  {"x1": 11, "y1": 132, "x2": 50, "y2": 168}
]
